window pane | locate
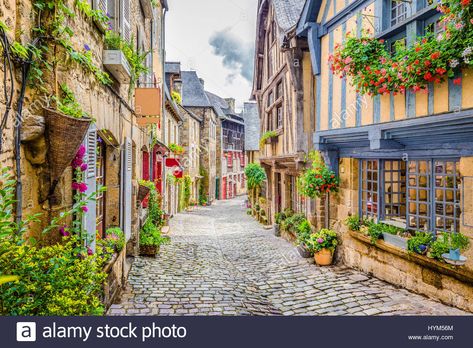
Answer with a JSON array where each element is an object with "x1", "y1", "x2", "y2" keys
[{"x1": 360, "y1": 160, "x2": 379, "y2": 219}]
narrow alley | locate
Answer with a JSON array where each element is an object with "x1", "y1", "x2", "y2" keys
[{"x1": 109, "y1": 198, "x2": 467, "y2": 316}]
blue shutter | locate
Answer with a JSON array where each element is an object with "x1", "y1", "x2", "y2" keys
[
  {"x1": 121, "y1": 137, "x2": 133, "y2": 241},
  {"x1": 84, "y1": 124, "x2": 97, "y2": 251}
]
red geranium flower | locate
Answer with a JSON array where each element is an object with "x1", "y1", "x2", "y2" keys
[
  {"x1": 453, "y1": 77, "x2": 462, "y2": 85},
  {"x1": 431, "y1": 52, "x2": 441, "y2": 60}
]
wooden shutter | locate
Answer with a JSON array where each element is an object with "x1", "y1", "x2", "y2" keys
[
  {"x1": 121, "y1": 0, "x2": 131, "y2": 42},
  {"x1": 121, "y1": 137, "x2": 133, "y2": 240},
  {"x1": 83, "y1": 124, "x2": 97, "y2": 251}
]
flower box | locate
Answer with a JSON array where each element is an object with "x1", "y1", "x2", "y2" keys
[
  {"x1": 103, "y1": 50, "x2": 131, "y2": 83},
  {"x1": 382, "y1": 232, "x2": 408, "y2": 250},
  {"x1": 265, "y1": 136, "x2": 278, "y2": 145}
]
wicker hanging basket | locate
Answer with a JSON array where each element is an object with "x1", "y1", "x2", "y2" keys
[
  {"x1": 44, "y1": 108, "x2": 92, "y2": 192},
  {"x1": 137, "y1": 184, "x2": 151, "y2": 202}
]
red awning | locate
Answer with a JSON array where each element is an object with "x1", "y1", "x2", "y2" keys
[{"x1": 165, "y1": 158, "x2": 183, "y2": 179}]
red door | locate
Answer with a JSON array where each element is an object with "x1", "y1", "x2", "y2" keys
[{"x1": 222, "y1": 177, "x2": 227, "y2": 200}]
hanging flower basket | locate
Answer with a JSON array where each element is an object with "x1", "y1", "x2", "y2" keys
[
  {"x1": 44, "y1": 108, "x2": 92, "y2": 192},
  {"x1": 137, "y1": 184, "x2": 151, "y2": 202}
]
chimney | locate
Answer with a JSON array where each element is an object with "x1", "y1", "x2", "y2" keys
[
  {"x1": 173, "y1": 78, "x2": 182, "y2": 95},
  {"x1": 225, "y1": 98, "x2": 236, "y2": 112},
  {"x1": 199, "y1": 78, "x2": 205, "y2": 87}
]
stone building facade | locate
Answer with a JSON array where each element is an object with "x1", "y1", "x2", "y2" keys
[
  {"x1": 181, "y1": 71, "x2": 218, "y2": 204},
  {"x1": 252, "y1": 0, "x2": 312, "y2": 224},
  {"x1": 296, "y1": 0, "x2": 473, "y2": 311},
  {"x1": 0, "y1": 0, "x2": 167, "y2": 254}
]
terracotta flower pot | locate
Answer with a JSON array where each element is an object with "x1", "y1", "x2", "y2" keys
[{"x1": 314, "y1": 248, "x2": 333, "y2": 266}]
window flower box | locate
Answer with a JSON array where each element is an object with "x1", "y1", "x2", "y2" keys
[
  {"x1": 382, "y1": 232, "x2": 408, "y2": 250},
  {"x1": 103, "y1": 50, "x2": 131, "y2": 84}
]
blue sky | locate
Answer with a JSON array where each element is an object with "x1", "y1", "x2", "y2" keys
[{"x1": 166, "y1": 0, "x2": 258, "y2": 111}]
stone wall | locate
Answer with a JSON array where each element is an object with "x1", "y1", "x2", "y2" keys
[
  {"x1": 323, "y1": 157, "x2": 473, "y2": 312},
  {"x1": 0, "y1": 0, "x2": 156, "y2": 245}
]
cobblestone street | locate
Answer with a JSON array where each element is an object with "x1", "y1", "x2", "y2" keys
[{"x1": 108, "y1": 198, "x2": 469, "y2": 316}]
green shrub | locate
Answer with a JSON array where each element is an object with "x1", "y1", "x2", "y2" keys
[
  {"x1": 306, "y1": 229, "x2": 338, "y2": 253},
  {"x1": 140, "y1": 219, "x2": 169, "y2": 247},
  {"x1": 345, "y1": 215, "x2": 363, "y2": 231},
  {"x1": 429, "y1": 234, "x2": 450, "y2": 261},
  {"x1": 407, "y1": 232, "x2": 433, "y2": 254},
  {"x1": 281, "y1": 213, "x2": 306, "y2": 234},
  {"x1": 244, "y1": 163, "x2": 266, "y2": 190},
  {"x1": 0, "y1": 238, "x2": 106, "y2": 316},
  {"x1": 296, "y1": 219, "x2": 312, "y2": 245}
]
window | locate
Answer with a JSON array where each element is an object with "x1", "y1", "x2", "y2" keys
[
  {"x1": 391, "y1": 0, "x2": 407, "y2": 26},
  {"x1": 276, "y1": 81, "x2": 283, "y2": 99},
  {"x1": 268, "y1": 91, "x2": 274, "y2": 107},
  {"x1": 359, "y1": 158, "x2": 461, "y2": 233},
  {"x1": 360, "y1": 160, "x2": 379, "y2": 218},
  {"x1": 384, "y1": 160, "x2": 407, "y2": 220},
  {"x1": 277, "y1": 105, "x2": 283, "y2": 129}
]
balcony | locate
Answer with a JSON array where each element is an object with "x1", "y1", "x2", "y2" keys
[{"x1": 103, "y1": 50, "x2": 131, "y2": 84}]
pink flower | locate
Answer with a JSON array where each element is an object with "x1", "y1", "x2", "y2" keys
[
  {"x1": 59, "y1": 225, "x2": 70, "y2": 237},
  {"x1": 72, "y1": 158, "x2": 83, "y2": 169},
  {"x1": 317, "y1": 238, "x2": 324, "y2": 244},
  {"x1": 82, "y1": 206, "x2": 89, "y2": 213},
  {"x1": 470, "y1": 19, "x2": 473, "y2": 25},
  {"x1": 78, "y1": 182, "x2": 88, "y2": 193},
  {"x1": 344, "y1": 56, "x2": 352, "y2": 64},
  {"x1": 80, "y1": 163, "x2": 88, "y2": 172},
  {"x1": 77, "y1": 145, "x2": 86, "y2": 158},
  {"x1": 72, "y1": 182, "x2": 80, "y2": 190},
  {"x1": 87, "y1": 247, "x2": 93, "y2": 256},
  {"x1": 455, "y1": 22, "x2": 464, "y2": 30}
]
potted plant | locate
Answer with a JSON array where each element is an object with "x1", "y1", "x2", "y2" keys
[
  {"x1": 169, "y1": 143, "x2": 184, "y2": 156},
  {"x1": 139, "y1": 218, "x2": 169, "y2": 256},
  {"x1": 296, "y1": 219, "x2": 312, "y2": 258},
  {"x1": 298, "y1": 151, "x2": 339, "y2": 199},
  {"x1": 274, "y1": 211, "x2": 285, "y2": 236},
  {"x1": 441, "y1": 232, "x2": 470, "y2": 266},
  {"x1": 307, "y1": 229, "x2": 339, "y2": 266},
  {"x1": 259, "y1": 130, "x2": 278, "y2": 148},
  {"x1": 137, "y1": 180, "x2": 152, "y2": 202},
  {"x1": 380, "y1": 222, "x2": 410, "y2": 250},
  {"x1": 407, "y1": 232, "x2": 433, "y2": 255}
]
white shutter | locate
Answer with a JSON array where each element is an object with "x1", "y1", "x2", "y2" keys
[
  {"x1": 83, "y1": 124, "x2": 97, "y2": 251},
  {"x1": 121, "y1": 137, "x2": 133, "y2": 241},
  {"x1": 121, "y1": 0, "x2": 131, "y2": 42}
]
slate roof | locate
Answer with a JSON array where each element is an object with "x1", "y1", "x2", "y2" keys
[
  {"x1": 273, "y1": 0, "x2": 307, "y2": 33},
  {"x1": 181, "y1": 71, "x2": 212, "y2": 108},
  {"x1": 242, "y1": 102, "x2": 260, "y2": 151},
  {"x1": 205, "y1": 92, "x2": 229, "y2": 119},
  {"x1": 165, "y1": 62, "x2": 181, "y2": 75}
]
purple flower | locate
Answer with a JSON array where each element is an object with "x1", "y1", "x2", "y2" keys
[
  {"x1": 80, "y1": 163, "x2": 88, "y2": 172},
  {"x1": 82, "y1": 206, "x2": 89, "y2": 213},
  {"x1": 84, "y1": 44, "x2": 91, "y2": 52},
  {"x1": 59, "y1": 225, "x2": 70, "y2": 237},
  {"x1": 87, "y1": 247, "x2": 93, "y2": 256},
  {"x1": 72, "y1": 182, "x2": 80, "y2": 190},
  {"x1": 78, "y1": 182, "x2": 88, "y2": 193},
  {"x1": 317, "y1": 238, "x2": 324, "y2": 244},
  {"x1": 77, "y1": 145, "x2": 86, "y2": 159},
  {"x1": 72, "y1": 158, "x2": 83, "y2": 169}
]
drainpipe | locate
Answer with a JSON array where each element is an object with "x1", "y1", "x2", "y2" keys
[{"x1": 161, "y1": 5, "x2": 168, "y2": 211}]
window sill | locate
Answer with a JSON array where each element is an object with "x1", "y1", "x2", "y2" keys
[
  {"x1": 349, "y1": 230, "x2": 473, "y2": 286},
  {"x1": 376, "y1": 6, "x2": 438, "y2": 40}
]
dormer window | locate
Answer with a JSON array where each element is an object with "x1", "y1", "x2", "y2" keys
[{"x1": 391, "y1": 0, "x2": 407, "y2": 26}]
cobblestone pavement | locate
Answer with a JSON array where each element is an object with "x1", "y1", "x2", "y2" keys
[{"x1": 109, "y1": 198, "x2": 469, "y2": 316}]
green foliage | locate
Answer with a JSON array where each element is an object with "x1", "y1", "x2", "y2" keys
[
  {"x1": 296, "y1": 219, "x2": 312, "y2": 246},
  {"x1": 0, "y1": 20, "x2": 9, "y2": 32},
  {"x1": 330, "y1": 1, "x2": 473, "y2": 96},
  {"x1": 104, "y1": 30, "x2": 149, "y2": 97},
  {"x1": 259, "y1": 130, "x2": 278, "y2": 148},
  {"x1": 367, "y1": 221, "x2": 384, "y2": 245},
  {"x1": 171, "y1": 91, "x2": 182, "y2": 105},
  {"x1": 307, "y1": 229, "x2": 339, "y2": 253},
  {"x1": 140, "y1": 218, "x2": 169, "y2": 247},
  {"x1": 0, "y1": 275, "x2": 19, "y2": 285},
  {"x1": 169, "y1": 143, "x2": 184, "y2": 155},
  {"x1": 0, "y1": 237, "x2": 106, "y2": 315},
  {"x1": 74, "y1": 0, "x2": 109, "y2": 24},
  {"x1": 408, "y1": 232, "x2": 433, "y2": 254},
  {"x1": 183, "y1": 175, "x2": 192, "y2": 207},
  {"x1": 198, "y1": 167, "x2": 208, "y2": 205},
  {"x1": 102, "y1": 227, "x2": 125, "y2": 252},
  {"x1": 429, "y1": 234, "x2": 451, "y2": 261},
  {"x1": 298, "y1": 151, "x2": 339, "y2": 198},
  {"x1": 246, "y1": 208, "x2": 252, "y2": 215},
  {"x1": 139, "y1": 180, "x2": 164, "y2": 227},
  {"x1": 244, "y1": 163, "x2": 267, "y2": 190},
  {"x1": 345, "y1": 215, "x2": 363, "y2": 231},
  {"x1": 281, "y1": 213, "x2": 306, "y2": 235},
  {"x1": 57, "y1": 84, "x2": 90, "y2": 118}
]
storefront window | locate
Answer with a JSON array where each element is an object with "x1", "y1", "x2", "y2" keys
[{"x1": 361, "y1": 160, "x2": 379, "y2": 218}]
